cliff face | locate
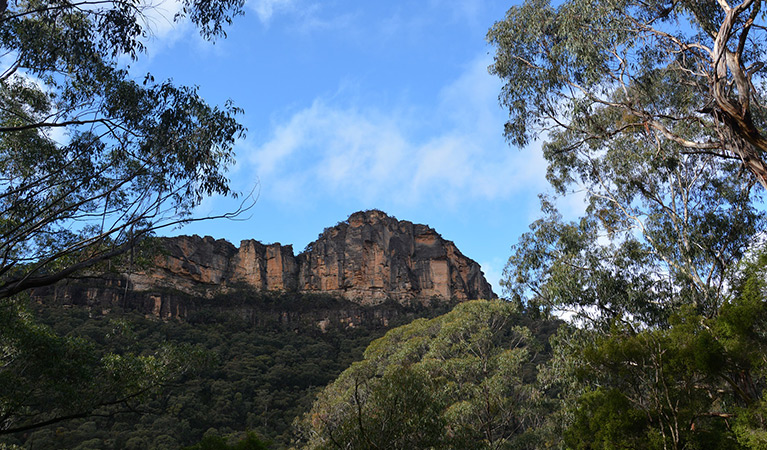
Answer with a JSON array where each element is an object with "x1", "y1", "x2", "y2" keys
[
  {"x1": 130, "y1": 210, "x2": 495, "y2": 306},
  {"x1": 296, "y1": 210, "x2": 494, "y2": 305},
  {"x1": 128, "y1": 237, "x2": 300, "y2": 295}
]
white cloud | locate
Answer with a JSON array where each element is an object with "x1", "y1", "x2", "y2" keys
[
  {"x1": 108, "y1": 0, "x2": 199, "y2": 64},
  {"x1": 74, "y1": 0, "x2": 187, "y2": 40},
  {"x1": 429, "y1": 0, "x2": 483, "y2": 28},
  {"x1": 246, "y1": 0, "x2": 359, "y2": 35},
  {"x1": 249, "y1": 102, "x2": 410, "y2": 203},
  {"x1": 438, "y1": 54, "x2": 502, "y2": 136},
  {"x1": 249, "y1": 0, "x2": 296, "y2": 25},
  {"x1": 139, "y1": 0, "x2": 187, "y2": 39},
  {"x1": 132, "y1": 0, "x2": 239, "y2": 62},
  {"x1": 243, "y1": 54, "x2": 548, "y2": 209}
]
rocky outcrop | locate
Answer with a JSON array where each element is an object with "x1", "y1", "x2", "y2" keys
[
  {"x1": 130, "y1": 210, "x2": 495, "y2": 306},
  {"x1": 128, "y1": 236, "x2": 300, "y2": 295},
  {"x1": 296, "y1": 210, "x2": 494, "y2": 305}
]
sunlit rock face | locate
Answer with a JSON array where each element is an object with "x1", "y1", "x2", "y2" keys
[
  {"x1": 131, "y1": 210, "x2": 495, "y2": 307},
  {"x1": 296, "y1": 210, "x2": 495, "y2": 305}
]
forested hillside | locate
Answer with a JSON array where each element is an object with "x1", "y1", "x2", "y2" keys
[{"x1": 1, "y1": 293, "x2": 455, "y2": 449}]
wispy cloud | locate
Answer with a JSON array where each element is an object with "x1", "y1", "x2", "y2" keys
[
  {"x1": 246, "y1": 0, "x2": 358, "y2": 34},
  {"x1": 127, "y1": 0, "x2": 203, "y2": 62},
  {"x1": 430, "y1": 0, "x2": 483, "y2": 26},
  {"x1": 139, "y1": 0, "x2": 186, "y2": 38},
  {"x1": 247, "y1": 101, "x2": 409, "y2": 204},
  {"x1": 242, "y1": 54, "x2": 548, "y2": 210},
  {"x1": 249, "y1": 0, "x2": 296, "y2": 25}
]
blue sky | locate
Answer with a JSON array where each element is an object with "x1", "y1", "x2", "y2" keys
[{"x1": 135, "y1": 0, "x2": 576, "y2": 296}]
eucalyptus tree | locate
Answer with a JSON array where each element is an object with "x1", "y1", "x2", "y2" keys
[
  {"x1": 491, "y1": 0, "x2": 767, "y2": 322},
  {"x1": 297, "y1": 300, "x2": 551, "y2": 450},
  {"x1": 489, "y1": 0, "x2": 767, "y2": 190},
  {"x1": 0, "y1": 0, "x2": 246, "y2": 436},
  {"x1": 534, "y1": 251, "x2": 767, "y2": 450},
  {"x1": 489, "y1": 1, "x2": 767, "y2": 447},
  {"x1": 0, "y1": 0, "x2": 248, "y2": 299}
]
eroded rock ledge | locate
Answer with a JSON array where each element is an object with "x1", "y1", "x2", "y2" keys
[{"x1": 131, "y1": 210, "x2": 496, "y2": 307}]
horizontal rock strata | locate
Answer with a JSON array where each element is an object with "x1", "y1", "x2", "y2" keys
[{"x1": 131, "y1": 210, "x2": 496, "y2": 306}]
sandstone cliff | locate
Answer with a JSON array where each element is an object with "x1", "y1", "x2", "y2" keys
[{"x1": 130, "y1": 210, "x2": 495, "y2": 306}]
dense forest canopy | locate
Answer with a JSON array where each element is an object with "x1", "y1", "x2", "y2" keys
[
  {"x1": 297, "y1": 300, "x2": 560, "y2": 450},
  {"x1": 2, "y1": 294, "x2": 396, "y2": 449}
]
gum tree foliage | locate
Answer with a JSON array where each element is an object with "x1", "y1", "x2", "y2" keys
[
  {"x1": 0, "y1": 0, "x2": 246, "y2": 436},
  {"x1": 490, "y1": 0, "x2": 767, "y2": 190},
  {"x1": 298, "y1": 300, "x2": 550, "y2": 450},
  {"x1": 0, "y1": 0, "x2": 247, "y2": 299},
  {"x1": 490, "y1": 0, "x2": 767, "y2": 321},
  {"x1": 537, "y1": 251, "x2": 767, "y2": 450},
  {"x1": 488, "y1": 0, "x2": 767, "y2": 447}
]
